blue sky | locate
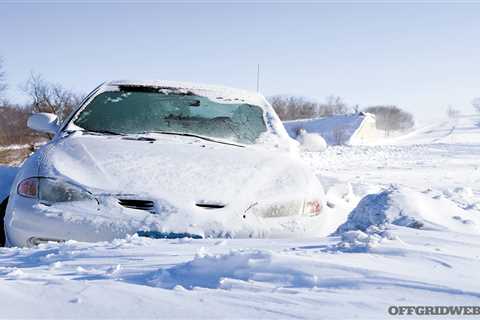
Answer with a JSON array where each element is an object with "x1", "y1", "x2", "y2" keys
[{"x1": 1, "y1": 2, "x2": 479, "y2": 122}]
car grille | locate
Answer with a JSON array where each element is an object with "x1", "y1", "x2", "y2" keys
[
  {"x1": 195, "y1": 202, "x2": 226, "y2": 210},
  {"x1": 118, "y1": 199, "x2": 156, "y2": 213}
]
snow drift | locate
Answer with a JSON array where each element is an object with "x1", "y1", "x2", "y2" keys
[
  {"x1": 336, "y1": 186, "x2": 480, "y2": 235},
  {"x1": 150, "y1": 249, "x2": 321, "y2": 289}
]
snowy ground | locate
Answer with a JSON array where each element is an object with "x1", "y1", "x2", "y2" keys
[{"x1": 0, "y1": 115, "x2": 479, "y2": 319}]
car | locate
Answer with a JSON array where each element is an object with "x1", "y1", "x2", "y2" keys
[{"x1": 2, "y1": 81, "x2": 325, "y2": 247}]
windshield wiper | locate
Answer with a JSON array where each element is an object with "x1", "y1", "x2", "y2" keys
[
  {"x1": 79, "y1": 129, "x2": 157, "y2": 141},
  {"x1": 146, "y1": 131, "x2": 245, "y2": 148},
  {"x1": 81, "y1": 129, "x2": 126, "y2": 136}
]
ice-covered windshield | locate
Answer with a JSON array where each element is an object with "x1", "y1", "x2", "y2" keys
[{"x1": 73, "y1": 88, "x2": 267, "y2": 144}]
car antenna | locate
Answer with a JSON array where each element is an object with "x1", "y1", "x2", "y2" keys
[{"x1": 256, "y1": 63, "x2": 260, "y2": 93}]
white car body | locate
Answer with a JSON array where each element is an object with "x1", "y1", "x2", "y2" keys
[{"x1": 4, "y1": 81, "x2": 325, "y2": 247}]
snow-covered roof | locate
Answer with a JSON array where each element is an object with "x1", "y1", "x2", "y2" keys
[{"x1": 103, "y1": 80, "x2": 267, "y2": 108}]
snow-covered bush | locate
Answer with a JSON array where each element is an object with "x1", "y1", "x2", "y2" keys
[{"x1": 295, "y1": 128, "x2": 327, "y2": 152}]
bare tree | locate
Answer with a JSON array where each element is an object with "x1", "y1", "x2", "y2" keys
[
  {"x1": 332, "y1": 126, "x2": 348, "y2": 145},
  {"x1": 0, "y1": 57, "x2": 7, "y2": 101},
  {"x1": 22, "y1": 72, "x2": 82, "y2": 121},
  {"x1": 472, "y1": 98, "x2": 480, "y2": 113},
  {"x1": 364, "y1": 105, "x2": 414, "y2": 136},
  {"x1": 268, "y1": 95, "x2": 288, "y2": 120},
  {"x1": 0, "y1": 104, "x2": 40, "y2": 147},
  {"x1": 268, "y1": 95, "x2": 317, "y2": 120},
  {"x1": 446, "y1": 105, "x2": 460, "y2": 119},
  {"x1": 320, "y1": 95, "x2": 350, "y2": 116},
  {"x1": 268, "y1": 95, "x2": 351, "y2": 121}
]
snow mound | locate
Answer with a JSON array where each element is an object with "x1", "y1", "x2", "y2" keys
[
  {"x1": 336, "y1": 186, "x2": 480, "y2": 235},
  {"x1": 150, "y1": 249, "x2": 319, "y2": 289},
  {"x1": 331, "y1": 226, "x2": 399, "y2": 253},
  {"x1": 296, "y1": 129, "x2": 327, "y2": 152}
]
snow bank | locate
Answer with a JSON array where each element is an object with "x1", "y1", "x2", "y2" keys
[
  {"x1": 333, "y1": 227, "x2": 399, "y2": 252},
  {"x1": 336, "y1": 186, "x2": 480, "y2": 235},
  {"x1": 283, "y1": 113, "x2": 377, "y2": 146},
  {"x1": 0, "y1": 166, "x2": 18, "y2": 201}
]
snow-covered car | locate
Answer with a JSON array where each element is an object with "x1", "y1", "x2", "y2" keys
[{"x1": 2, "y1": 81, "x2": 325, "y2": 247}]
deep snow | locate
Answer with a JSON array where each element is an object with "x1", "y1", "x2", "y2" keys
[{"x1": 0, "y1": 115, "x2": 479, "y2": 318}]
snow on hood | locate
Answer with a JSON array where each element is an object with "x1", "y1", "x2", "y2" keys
[
  {"x1": 45, "y1": 134, "x2": 307, "y2": 203},
  {"x1": 34, "y1": 133, "x2": 327, "y2": 233},
  {"x1": 34, "y1": 133, "x2": 327, "y2": 238}
]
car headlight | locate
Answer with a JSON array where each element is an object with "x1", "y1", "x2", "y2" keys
[
  {"x1": 247, "y1": 200, "x2": 304, "y2": 218},
  {"x1": 17, "y1": 177, "x2": 96, "y2": 205},
  {"x1": 245, "y1": 198, "x2": 323, "y2": 218}
]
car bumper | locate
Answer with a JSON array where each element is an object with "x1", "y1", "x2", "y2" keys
[{"x1": 4, "y1": 196, "x2": 138, "y2": 247}]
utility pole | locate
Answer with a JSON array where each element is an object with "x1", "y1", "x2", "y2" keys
[{"x1": 256, "y1": 64, "x2": 260, "y2": 93}]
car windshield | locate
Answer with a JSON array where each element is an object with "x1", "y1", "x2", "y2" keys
[{"x1": 73, "y1": 88, "x2": 267, "y2": 145}]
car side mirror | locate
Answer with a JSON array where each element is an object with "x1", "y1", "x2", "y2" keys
[{"x1": 27, "y1": 113, "x2": 60, "y2": 134}]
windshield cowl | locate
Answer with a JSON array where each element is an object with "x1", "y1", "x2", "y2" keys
[
  {"x1": 69, "y1": 129, "x2": 247, "y2": 148},
  {"x1": 143, "y1": 131, "x2": 246, "y2": 148}
]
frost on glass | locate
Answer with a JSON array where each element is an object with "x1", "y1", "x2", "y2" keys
[{"x1": 74, "y1": 90, "x2": 267, "y2": 144}]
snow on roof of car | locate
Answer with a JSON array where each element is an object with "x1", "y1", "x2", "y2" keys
[
  {"x1": 91, "y1": 80, "x2": 292, "y2": 142},
  {"x1": 104, "y1": 80, "x2": 268, "y2": 108}
]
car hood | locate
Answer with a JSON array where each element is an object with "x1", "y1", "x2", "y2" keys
[{"x1": 40, "y1": 133, "x2": 313, "y2": 211}]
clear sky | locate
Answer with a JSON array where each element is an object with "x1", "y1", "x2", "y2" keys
[{"x1": 1, "y1": 1, "x2": 479, "y2": 123}]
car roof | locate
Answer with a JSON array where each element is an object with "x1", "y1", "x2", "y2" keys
[{"x1": 102, "y1": 80, "x2": 268, "y2": 108}]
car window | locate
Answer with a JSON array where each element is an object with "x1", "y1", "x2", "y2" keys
[{"x1": 73, "y1": 89, "x2": 267, "y2": 144}]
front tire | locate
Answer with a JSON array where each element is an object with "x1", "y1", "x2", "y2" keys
[{"x1": 0, "y1": 197, "x2": 8, "y2": 246}]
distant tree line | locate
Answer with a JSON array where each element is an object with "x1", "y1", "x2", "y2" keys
[
  {"x1": 268, "y1": 95, "x2": 415, "y2": 135},
  {"x1": 268, "y1": 95, "x2": 350, "y2": 121},
  {"x1": 473, "y1": 98, "x2": 480, "y2": 113},
  {"x1": 447, "y1": 99, "x2": 480, "y2": 118},
  {"x1": 363, "y1": 106, "x2": 414, "y2": 136}
]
